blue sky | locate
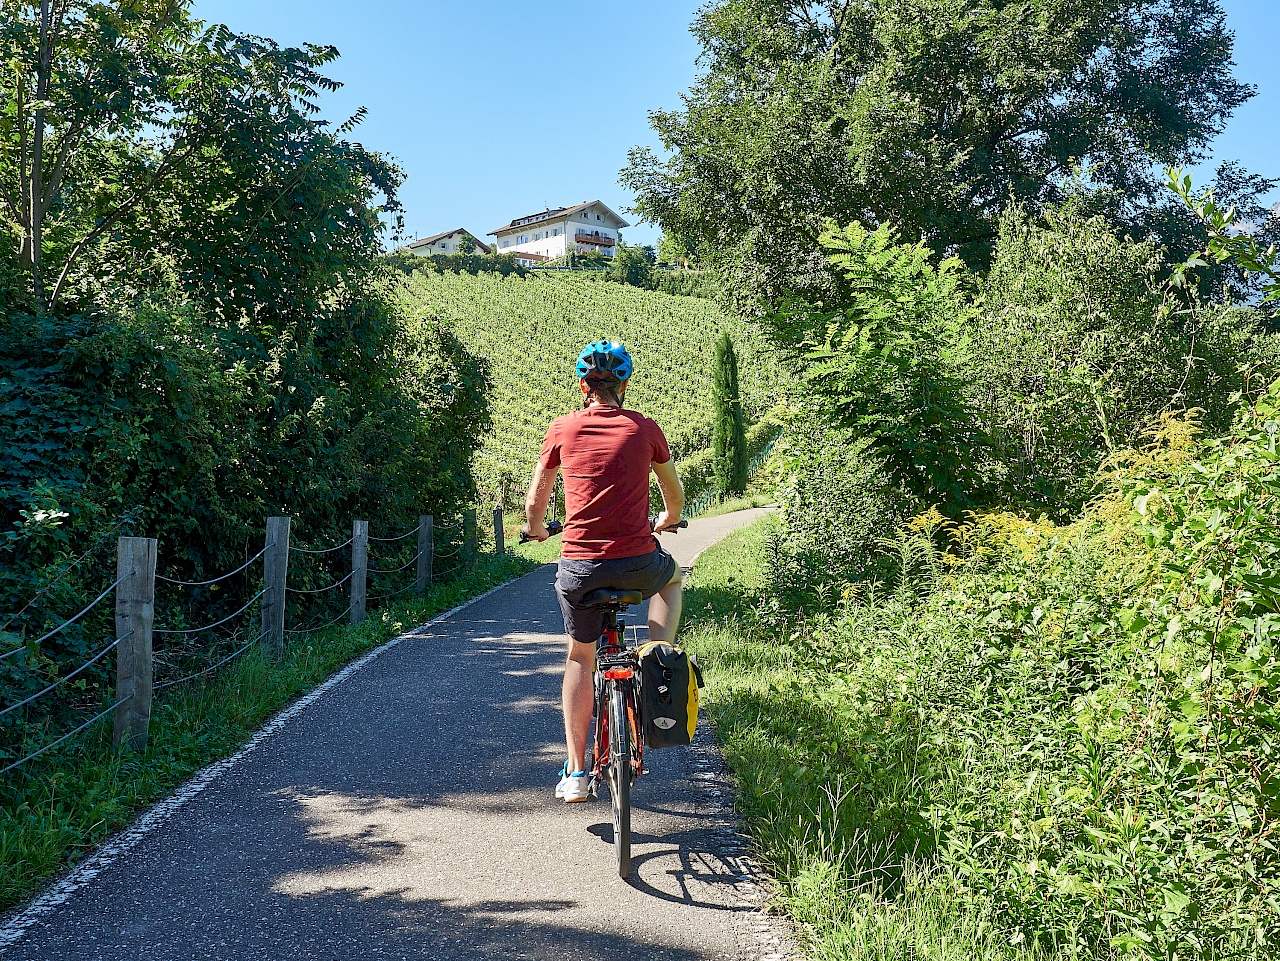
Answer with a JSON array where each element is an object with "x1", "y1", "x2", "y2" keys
[{"x1": 193, "y1": 0, "x2": 1278, "y2": 249}]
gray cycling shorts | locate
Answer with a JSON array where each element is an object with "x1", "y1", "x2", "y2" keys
[{"x1": 555, "y1": 545, "x2": 679, "y2": 644}]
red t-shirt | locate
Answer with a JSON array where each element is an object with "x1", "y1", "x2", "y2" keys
[{"x1": 539, "y1": 406, "x2": 672, "y2": 559}]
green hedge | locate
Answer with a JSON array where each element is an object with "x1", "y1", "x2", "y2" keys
[{"x1": 1, "y1": 299, "x2": 488, "y2": 759}]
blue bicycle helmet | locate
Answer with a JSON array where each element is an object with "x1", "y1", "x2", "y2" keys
[{"x1": 576, "y1": 340, "x2": 633, "y2": 382}]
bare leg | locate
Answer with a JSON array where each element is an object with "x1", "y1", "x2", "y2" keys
[
  {"x1": 562, "y1": 639, "x2": 596, "y2": 772},
  {"x1": 647, "y1": 568, "x2": 684, "y2": 643}
]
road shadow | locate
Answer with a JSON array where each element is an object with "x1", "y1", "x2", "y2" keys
[{"x1": 10, "y1": 564, "x2": 753, "y2": 960}]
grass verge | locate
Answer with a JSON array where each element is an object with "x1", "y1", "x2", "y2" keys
[
  {"x1": 0, "y1": 550, "x2": 534, "y2": 911},
  {"x1": 682, "y1": 517, "x2": 1054, "y2": 961}
]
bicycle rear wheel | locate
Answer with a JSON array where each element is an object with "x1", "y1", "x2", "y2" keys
[{"x1": 608, "y1": 682, "x2": 631, "y2": 878}]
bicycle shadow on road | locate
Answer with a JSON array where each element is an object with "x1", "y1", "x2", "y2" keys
[{"x1": 585, "y1": 821, "x2": 756, "y2": 912}]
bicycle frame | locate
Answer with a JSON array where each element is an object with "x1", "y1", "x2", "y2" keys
[{"x1": 588, "y1": 604, "x2": 643, "y2": 796}]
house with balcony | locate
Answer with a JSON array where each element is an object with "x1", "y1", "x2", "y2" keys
[
  {"x1": 405, "y1": 227, "x2": 491, "y2": 256},
  {"x1": 488, "y1": 201, "x2": 628, "y2": 262}
]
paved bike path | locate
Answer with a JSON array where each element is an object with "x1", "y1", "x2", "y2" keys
[{"x1": 3, "y1": 508, "x2": 794, "y2": 960}]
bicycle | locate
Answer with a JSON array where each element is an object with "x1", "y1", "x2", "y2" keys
[{"x1": 521, "y1": 516, "x2": 687, "y2": 878}]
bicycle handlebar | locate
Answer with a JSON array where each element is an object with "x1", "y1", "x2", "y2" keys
[
  {"x1": 519, "y1": 520, "x2": 563, "y2": 544},
  {"x1": 652, "y1": 517, "x2": 689, "y2": 533},
  {"x1": 517, "y1": 517, "x2": 687, "y2": 544}
]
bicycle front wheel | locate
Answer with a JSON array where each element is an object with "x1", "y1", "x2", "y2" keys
[{"x1": 608, "y1": 682, "x2": 632, "y2": 879}]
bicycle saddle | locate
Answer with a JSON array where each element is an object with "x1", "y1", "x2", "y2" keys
[{"x1": 582, "y1": 588, "x2": 644, "y2": 608}]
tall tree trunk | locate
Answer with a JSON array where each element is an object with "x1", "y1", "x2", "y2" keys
[{"x1": 29, "y1": 0, "x2": 52, "y2": 311}]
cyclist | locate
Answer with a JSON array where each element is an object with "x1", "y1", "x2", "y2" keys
[{"x1": 522, "y1": 340, "x2": 685, "y2": 803}]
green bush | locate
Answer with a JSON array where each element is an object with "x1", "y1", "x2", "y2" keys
[
  {"x1": 970, "y1": 204, "x2": 1279, "y2": 514},
  {"x1": 697, "y1": 391, "x2": 1280, "y2": 959},
  {"x1": 773, "y1": 427, "x2": 916, "y2": 597},
  {"x1": 383, "y1": 250, "x2": 529, "y2": 278},
  {"x1": 765, "y1": 221, "x2": 987, "y2": 515}
]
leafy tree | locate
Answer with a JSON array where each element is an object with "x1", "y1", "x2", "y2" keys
[
  {"x1": 455, "y1": 233, "x2": 477, "y2": 254},
  {"x1": 658, "y1": 232, "x2": 698, "y2": 268},
  {"x1": 622, "y1": 0, "x2": 1256, "y2": 305},
  {"x1": 1167, "y1": 167, "x2": 1280, "y2": 320},
  {"x1": 608, "y1": 241, "x2": 654, "y2": 287},
  {"x1": 966, "y1": 202, "x2": 1272, "y2": 513},
  {"x1": 0, "y1": 2, "x2": 401, "y2": 314},
  {"x1": 0, "y1": 7, "x2": 485, "y2": 747},
  {"x1": 0, "y1": 1, "x2": 200, "y2": 310},
  {"x1": 712, "y1": 331, "x2": 747, "y2": 495},
  {"x1": 768, "y1": 221, "x2": 984, "y2": 513}
]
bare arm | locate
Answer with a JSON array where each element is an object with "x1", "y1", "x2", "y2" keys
[
  {"x1": 523, "y1": 459, "x2": 558, "y2": 540},
  {"x1": 651, "y1": 459, "x2": 684, "y2": 531}
]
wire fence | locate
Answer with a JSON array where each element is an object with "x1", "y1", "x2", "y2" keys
[
  {"x1": 1, "y1": 505, "x2": 496, "y2": 779},
  {"x1": 289, "y1": 537, "x2": 354, "y2": 555},
  {"x1": 287, "y1": 603, "x2": 355, "y2": 637},
  {"x1": 155, "y1": 631, "x2": 267, "y2": 692},
  {"x1": 368, "y1": 550, "x2": 425, "y2": 576},
  {"x1": 368, "y1": 583, "x2": 418, "y2": 602},
  {"x1": 367, "y1": 525, "x2": 419, "y2": 544},
  {"x1": 286, "y1": 571, "x2": 353, "y2": 596},
  {"x1": 0, "y1": 693, "x2": 133, "y2": 777},
  {"x1": 0, "y1": 632, "x2": 132, "y2": 719},
  {"x1": 19, "y1": 569, "x2": 135, "y2": 652},
  {"x1": 0, "y1": 563, "x2": 139, "y2": 776},
  {"x1": 0, "y1": 529, "x2": 117, "y2": 636},
  {"x1": 155, "y1": 544, "x2": 271, "y2": 587},
  {"x1": 153, "y1": 589, "x2": 267, "y2": 635}
]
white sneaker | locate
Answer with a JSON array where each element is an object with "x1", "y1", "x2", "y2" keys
[{"x1": 555, "y1": 765, "x2": 589, "y2": 802}]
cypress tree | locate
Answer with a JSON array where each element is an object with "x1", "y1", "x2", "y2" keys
[{"x1": 712, "y1": 331, "x2": 748, "y2": 495}]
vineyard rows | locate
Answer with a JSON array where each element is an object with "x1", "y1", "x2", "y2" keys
[{"x1": 397, "y1": 272, "x2": 780, "y2": 507}]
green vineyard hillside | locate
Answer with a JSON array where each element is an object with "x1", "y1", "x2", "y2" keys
[{"x1": 397, "y1": 271, "x2": 779, "y2": 510}]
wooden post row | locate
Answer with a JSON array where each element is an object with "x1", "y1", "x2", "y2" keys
[
  {"x1": 114, "y1": 537, "x2": 157, "y2": 750},
  {"x1": 350, "y1": 519, "x2": 368, "y2": 625},
  {"x1": 262, "y1": 516, "x2": 290, "y2": 661},
  {"x1": 416, "y1": 514, "x2": 433, "y2": 596},
  {"x1": 493, "y1": 507, "x2": 505, "y2": 555}
]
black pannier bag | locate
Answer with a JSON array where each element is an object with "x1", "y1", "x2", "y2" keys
[{"x1": 637, "y1": 641, "x2": 704, "y2": 749}]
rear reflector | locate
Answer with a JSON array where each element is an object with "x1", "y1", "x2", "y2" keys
[{"x1": 603, "y1": 668, "x2": 633, "y2": 680}]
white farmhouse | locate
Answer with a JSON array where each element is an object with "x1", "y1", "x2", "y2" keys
[
  {"x1": 488, "y1": 201, "x2": 629, "y2": 264},
  {"x1": 405, "y1": 228, "x2": 491, "y2": 256}
]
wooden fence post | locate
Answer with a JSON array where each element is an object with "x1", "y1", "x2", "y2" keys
[
  {"x1": 492, "y1": 507, "x2": 505, "y2": 555},
  {"x1": 416, "y1": 515, "x2": 433, "y2": 596},
  {"x1": 463, "y1": 508, "x2": 477, "y2": 564},
  {"x1": 114, "y1": 536, "x2": 156, "y2": 750},
  {"x1": 350, "y1": 519, "x2": 368, "y2": 624},
  {"x1": 262, "y1": 516, "x2": 290, "y2": 661}
]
